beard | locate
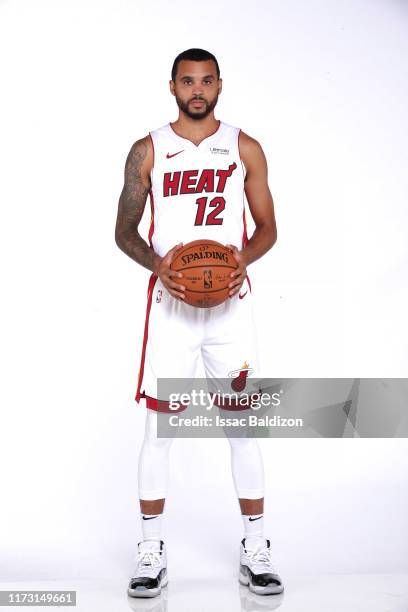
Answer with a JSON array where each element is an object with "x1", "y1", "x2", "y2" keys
[{"x1": 175, "y1": 93, "x2": 219, "y2": 120}]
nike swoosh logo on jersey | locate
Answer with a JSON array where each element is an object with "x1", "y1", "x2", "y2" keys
[
  {"x1": 248, "y1": 516, "x2": 263, "y2": 522},
  {"x1": 239, "y1": 290, "x2": 248, "y2": 299},
  {"x1": 166, "y1": 150, "x2": 184, "y2": 159},
  {"x1": 142, "y1": 515, "x2": 159, "y2": 521}
]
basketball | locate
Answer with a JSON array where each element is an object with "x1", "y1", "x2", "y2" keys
[{"x1": 170, "y1": 239, "x2": 238, "y2": 308}]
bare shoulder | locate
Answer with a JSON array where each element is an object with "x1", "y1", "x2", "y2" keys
[
  {"x1": 238, "y1": 130, "x2": 267, "y2": 172},
  {"x1": 125, "y1": 134, "x2": 153, "y2": 178},
  {"x1": 239, "y1": 130, "x2": 263, "y2": 154}
]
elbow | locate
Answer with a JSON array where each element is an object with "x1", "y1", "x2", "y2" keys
[
  {"x1": 115, "y1": 226, "x2": 125, "y2": 252},
  {"x1": 266, "y1": 224, "x2": 277, "y2": 251},
  {"x1": 271, "y1": 228, "x2": 277, "y2": 249}
]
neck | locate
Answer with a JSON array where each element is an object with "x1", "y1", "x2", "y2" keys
[{"x1": 171, "y1": 113, "x2": 220, "y2": 143}]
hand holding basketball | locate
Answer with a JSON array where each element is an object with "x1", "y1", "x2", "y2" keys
[
  {"x1": 170, "y1": 240, "x2": 238, "y2": 307},
  {"x1": 153, "y1": 243, "x2": 186, "y2": 300},
  {"x1": 225, "y1": 244, "x2": 247, "y2": 297}
]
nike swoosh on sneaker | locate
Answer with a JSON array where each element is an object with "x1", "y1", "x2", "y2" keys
[
  {"x1": 239, "y1": 290, "x2": 248, "y2": 299},
  {"x1": 166, "y1": 150, "x2": 184, "y2": 159},
  {"x1": 142, "y1": 515, "x2": 159, "y2": 520},
  {"x1": 248, "y1": 516, "x2": 263, "y2": 522}
]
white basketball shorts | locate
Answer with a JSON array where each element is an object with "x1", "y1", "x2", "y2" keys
[{"x1": 135, "y1": 274, "x2": 259, "y2": 412}]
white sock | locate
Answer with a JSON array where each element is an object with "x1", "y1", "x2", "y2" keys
[
  {"x1": 242, "y1": 513, "x2": 264, "y2": 548},
  {"x1": 141, "y1": 513, "x2": 163, "y2": 542}
]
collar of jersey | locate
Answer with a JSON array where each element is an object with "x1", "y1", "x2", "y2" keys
[{"x1": 167, "y1": 120, "x2": 223, "y2": 149}]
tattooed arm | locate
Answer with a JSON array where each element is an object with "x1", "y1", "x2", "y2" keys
[
  {"x1": 115, "y1": 136, "x2": 160, "y2": 272},
  {"x1": 115, "y1": 136, "x2": 186, "y2": 298}
]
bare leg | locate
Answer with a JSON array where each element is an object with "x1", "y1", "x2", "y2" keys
[
  {"x1": 140, "y1": 499, "x2": 165, "y2": 515},
  {"x1": 239, "y1": 497, "x2": 264, "y2": 516}
]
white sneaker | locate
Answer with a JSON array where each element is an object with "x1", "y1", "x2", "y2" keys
[
  {"x1": 128, "y1": 540, "x2": 168, "y2": 598},
  {"x1": 239, "y1": 538, "x2": 284, "y2": 596}
]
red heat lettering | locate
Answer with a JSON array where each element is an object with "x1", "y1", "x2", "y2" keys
[
  {"x1": 196, "y1": 169, "x2": 215, "y2": 193},
  {"x1": 180, "y1": 170, "x2": 198, "y2": 194},
  {"x1": 215, "y1": 162, "x2": 237, "y2": 192},
  {"x1": 163, "y1": 163, "x2": 237, "y2": 197},
  {"x1": 163, "y1": 171, "x2": 181, "y2": 197}
]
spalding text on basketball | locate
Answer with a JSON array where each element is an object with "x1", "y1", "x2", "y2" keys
[{"x1": 181, "y1": 250, "x2": 230, "y2": 265}]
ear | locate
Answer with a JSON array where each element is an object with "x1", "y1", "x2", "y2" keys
[
  {"x1": 218, "y1": 78, "x2": 223, "y2": 95},
  {"x1": 169, "y1": 80, "x2": 175, "y2": 96}
]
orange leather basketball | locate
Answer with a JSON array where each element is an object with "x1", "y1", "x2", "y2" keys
[{"x1": 170, "y1": 239, "x2": 238, "y2": 308}]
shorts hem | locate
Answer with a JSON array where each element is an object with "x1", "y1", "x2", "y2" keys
[
  {"x1": 139, "y1": 490, "x2": 167, "y2": 501},
  {"x1": 236, "y1": 489, "x2": 265, "y2": 500},
  {"x1": 140, "y1": 394, "x2": 188, "y2": 413}
]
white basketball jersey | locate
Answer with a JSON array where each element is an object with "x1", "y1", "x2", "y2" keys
[{"x1": 147, "y1": 120, "x2": 248, "y2": 257}]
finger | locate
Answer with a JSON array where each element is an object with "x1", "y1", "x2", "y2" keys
[
  {"x1": 229, "y1": 287, "x2": 241, "y2": 297},
  {"x1": 230, "y1": 267, "x2": 245, "y2": 278},
  {"x1": 228, "y1": 250, "x2": 241, "y2": 266},
  {"x1": 166, "y1": 242, "x2": 182, "y2": 256},
  {"x1": 164, "y1": 242, "x2": 184, "y2": 264},
  {"x1": 229, "y1": 279, "x2": 245, "y2": 295},
  {"x1": 169, "y1": 289, "x2": 185, "y2": 300},
  {"x1": 168, "y1": 269, "x2": 183, "y2": 279},
  {"x1": 167, "y1": 246, "x2": 184, "y2": 267},
  {"x1": 167, "y1": 280, "x2": 186, "y2": 292},
  {"x1": 228, "y1": 277, "x2": 245, "y2": 289},
  {"x1": 165, "y1": 274, "x2": 185, "y2": 288}
]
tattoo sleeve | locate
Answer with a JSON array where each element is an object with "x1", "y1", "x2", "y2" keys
[{"x1": 115, "y1": 137, "x2": 158, "y2": 272}]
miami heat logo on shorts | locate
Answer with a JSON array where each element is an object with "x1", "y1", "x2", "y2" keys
[{"x1": 228, "y1": 361, "x2": 254, "y2": 392}]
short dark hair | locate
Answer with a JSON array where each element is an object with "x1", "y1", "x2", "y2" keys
[{"x1": 171, "y1": 48, "x2": 220, "y2": 82}]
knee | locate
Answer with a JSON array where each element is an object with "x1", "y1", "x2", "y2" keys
[{"x1": 139, "y1": 436, "x2": 173, "y2": 462}]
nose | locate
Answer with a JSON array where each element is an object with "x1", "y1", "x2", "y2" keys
[{"x1": 192, "y1": 82, "x2": 204, "y2": 97}]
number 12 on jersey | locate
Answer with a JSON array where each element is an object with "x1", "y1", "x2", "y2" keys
[{"x1": 194, "y1": 196, "x2": 225, "y2": 226}]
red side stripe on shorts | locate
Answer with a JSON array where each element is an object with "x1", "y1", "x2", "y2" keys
[{"x1": 135, "y1": 273, "x2": 158, "y2": 403}]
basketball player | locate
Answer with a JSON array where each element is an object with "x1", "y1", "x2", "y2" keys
[{"x1": 115, "y1": 48, "x2": 283, "y2": 598}]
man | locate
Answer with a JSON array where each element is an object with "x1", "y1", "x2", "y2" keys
[{"x1": 115, "y1": 48, "x2": 283, "y2": 598}]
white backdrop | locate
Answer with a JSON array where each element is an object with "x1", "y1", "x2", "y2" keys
[{"x1": 1, "y1": 0, "x2": 407, "y2": 583}]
